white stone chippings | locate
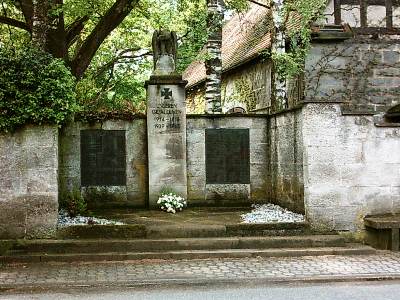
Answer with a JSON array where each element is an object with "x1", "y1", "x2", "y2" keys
[
  {"x1": 57, "y1": 210, "x2": 124, "y2": 227},
  {"x1": 241, "y1": 204, "x2": 305, "y2": 224}
]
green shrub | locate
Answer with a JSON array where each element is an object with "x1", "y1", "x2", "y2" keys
[
  {"x1": 61, "y1": 188, "x2": 87, "y2": 217},
  {"x1": 0, "y1": 47, "x2": 79, "y2": 132}
]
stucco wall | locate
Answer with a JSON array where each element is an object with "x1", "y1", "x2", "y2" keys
[
  {"x1": 59, "y1": 119, "x2": 147, "y2": 208},
  {"x1": 0, "y1": 125, "x2": 59, "y2": 239},
  {"x1": 186, "y1": 59, "x2": 272, "y2": 114},
  {"x1": 221, "y1": 59, "x2": 272, "y2": 112},
  {"x1": 186, "y1": 116, "x2": 269, "y2": 206},
  {"x1": 302, "y1": 103, "x2": 400, "y2": 231},
  {"x1": 269, "y1": 109, "x2": 304, "y2": 214}
]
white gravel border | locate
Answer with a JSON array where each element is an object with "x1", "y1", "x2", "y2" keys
[
  {"x1": 241, "y1": 204, "x2": 305, "y2": 224},
  {"x1": 58, "y1": 209, "x2": 124, "y2": 227}
]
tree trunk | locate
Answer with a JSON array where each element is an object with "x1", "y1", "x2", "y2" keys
[
  {"x1": 70, "y1": 0, "x2": 137, "y2": 78},
  {"x1": 31, "y1": 0, "x2": 49, "y2": 50},
  {"x1": 205, "y1": 0, "x2": 223, "y2": 114},
  {"x1": 272, "y1": 0, "x2": 287, "y2": 110},
  {"x1": 3, "y1": 0, "x2": 138, "y2": 78},
  {"x1": 31, "y1": 0, "x2": 66, "y2": 58}
]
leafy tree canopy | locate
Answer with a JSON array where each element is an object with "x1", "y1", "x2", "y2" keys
[
  {"x1": 0, "y1": 1, "x2": 325, "y2": 114},
  {"x1": 0, "y1": 0, "x2": 247, "y2": 114},
  {"x1": 0, "y1": 47, "x2": 78, "y2": 132}
]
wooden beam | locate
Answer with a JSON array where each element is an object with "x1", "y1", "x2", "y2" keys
[
  {"x1": 360, "y1": 0, "x2": 368, "y2": 27},
  {"x1": 334, "y1": 0, "x2": 342, "y2": 25},
  {"x1": 354, "y1": 26, "x2": 400, "y2": 33},
  {"x1": 387, "y1": 0, "x2": 393, "y2": 29},
  {"x1": 341, "y1": 0, "x2": 399, "y2": 5}
]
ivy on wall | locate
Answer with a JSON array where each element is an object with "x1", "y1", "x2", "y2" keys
[
  {"x1": 222, "y1": 79, "x2": 257, "y2": 111},
  {"x1": 271, "y1": 0, "x2": 328, "y2": 79},
  {"x1": 305, "y1": 40, "x2": 400, "y2": 113}
]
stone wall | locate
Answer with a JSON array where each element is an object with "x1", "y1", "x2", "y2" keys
[
  {"x1": 305, "y1": 38, "x2": 400, "y2": 114},
  {"x1": 59, "y1": 119, "x2": 147, "y2": 208},
  {"x1": 186, "y1": 115, "x2": 269, "y2": 206},
  {"x1": 269, "y1": 109, "x2": 304, "y2": 214},
  {"x1": 302, "y1": 103, "x2": 400, "y2": 231},
  {"x1": 60, "y1": 117, "x2": 269, "y2": 208},
  {"x1": 0, "y1": 125, "x2": 59, "y2": 239}
]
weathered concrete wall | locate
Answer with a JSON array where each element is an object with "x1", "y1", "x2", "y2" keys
[
  {"x1": 269, "y1": 109, "x2": 304, "y2": 214},
  {"x1": 0, "y1": 125, "x2": 59, "y2": 239},
  {"x1": 302, "y1": 103, "x2": 400, "y2": 231},
  {"x1": 186, "y1": 59, "x2": 272, "y2": 114},
  {"x1": 187, "y1": 116, "x2": 269, "y2": 206},
  {"x1": 305, "y1": 39, "x2": 400, "y2": 114},
  {"x1": 59, "y1": 119, "x2": 147, "y2": 208}
]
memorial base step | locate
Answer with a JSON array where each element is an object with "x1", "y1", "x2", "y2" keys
[{"x1": 1, "y1": 236, "x2": 375, "y2": 263}]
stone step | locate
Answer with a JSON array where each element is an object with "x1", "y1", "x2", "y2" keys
[
  {"x1": 56, "y1": 225, "x2": 147, "y2": 239},
  {"x1": 56, "y1": 222, "x2": 311, "y2": 239},
  {"x1": 7, "y1": 235, "x2": 346, "y2": 255},
  {"x1": 0, "y1": 244, "x2": 376, "y2": 264}
]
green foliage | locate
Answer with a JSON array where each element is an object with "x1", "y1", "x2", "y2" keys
[
  {"x1": 176, "y1": 1, "x2": 208, "y2": 72},
  {"x1": 0, "y1": 47, "x2": 78, "y2": 132},
  {"x1": 271, "y1": 49, "x2": 307, "y2": 79},
  {"x1": 75, "y1": 59, "x2": 150, "y2": 120},
  {"x1": 61, "y1": 188, "x2": 87, "y2": 217},
  {"x1": 223, "y1": 79, "x2": 256, "y2": 111},
  {"x1": 272, "y1": 0, "x2": 327, "y2": 79},
  {"x1": 0, "y1": 0, "x2": 265, "y2": 115},
  {"x1": 225, "y1": 0, "x2": 250, "y2": 12},
  {"x1": 159, "y1": 186, "x2": 177, "y2": 196}
]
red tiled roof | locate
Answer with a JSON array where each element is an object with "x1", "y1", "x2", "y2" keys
[{"x1": 183, "y1": 4, "x2": 273, "y2": 88}]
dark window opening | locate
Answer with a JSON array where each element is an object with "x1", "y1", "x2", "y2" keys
[
  {"x1": 80, "y1": 130, "x2": 126, "y2": 186},
  {"x1": 205, "y1": 129, "x2": 250, "y2": 184}
]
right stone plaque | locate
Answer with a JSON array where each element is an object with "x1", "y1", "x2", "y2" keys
[{"x1": 205, "y1": 128, "x2": 250, "y2": 184}]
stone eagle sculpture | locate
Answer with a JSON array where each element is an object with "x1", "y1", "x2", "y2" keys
[{"x1": 152, "y1": 29, "x2": 178, "y2": 71}]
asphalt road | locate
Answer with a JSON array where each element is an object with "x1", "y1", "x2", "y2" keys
[{"x1": 2, "y1": 281, "x2": 400, "y2": 300}]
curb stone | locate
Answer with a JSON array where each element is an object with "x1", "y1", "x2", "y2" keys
[{"x1": 2, "y1": 274, "x2": 400, "y2": 293}]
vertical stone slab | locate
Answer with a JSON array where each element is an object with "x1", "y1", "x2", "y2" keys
[
  {"x1": 0, "y1": 125, "x2": 59, "y2": 239},
  {"x1": 146, "y1": 76, "x2": 188, "y2": 208}
]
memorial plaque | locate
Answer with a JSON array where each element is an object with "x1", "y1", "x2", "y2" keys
[
  {"x1": 81, "y1": 130, "x2": 126, "y2": 186},
  {"x1": 206, "y1": 129, "x2": 250, "y2": 184}
]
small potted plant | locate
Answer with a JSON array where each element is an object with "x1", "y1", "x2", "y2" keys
[{"x1": 157, "y1": 188, "x2": 187, "y2": 214}]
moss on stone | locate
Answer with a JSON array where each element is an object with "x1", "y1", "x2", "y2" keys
[{"x1": 0, "y1": 240, "x2": 15, "y2": 256}]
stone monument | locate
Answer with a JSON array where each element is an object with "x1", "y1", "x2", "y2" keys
[{"x1": 146, "y1": 29, "x2": 188, "y2": 208}]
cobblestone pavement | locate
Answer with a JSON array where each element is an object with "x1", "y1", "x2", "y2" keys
[{"x1": 2, "y1": 252, "x2": 400, "y2": 288}]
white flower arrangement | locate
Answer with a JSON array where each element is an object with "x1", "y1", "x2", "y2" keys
[{"x1": 157, "y1": 192, "x2": 187, "y2": 214}]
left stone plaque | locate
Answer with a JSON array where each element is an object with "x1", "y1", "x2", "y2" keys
[{"x1": 80, "y1": 130, "x2": 126, "y2": 186}]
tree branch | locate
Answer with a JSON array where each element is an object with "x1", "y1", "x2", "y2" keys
[
  {"x1": 70, "y1": 0, "x2": 139, "y2": 78},
  {"x1": 15, "y1": 0, "x2": 33, "y2": 28},
  {"x1": 94, "y1": 50, "x2": 151, "y2": 78},
  {"x1": 0, "y1": 16, "x2": 31, "y2": 32},
  {"x1": 248, "y1": 0, "x2": 271, "y2": 9},
  {"x1": 66, "y1": 15, "x2": 89, "y2": 48}
]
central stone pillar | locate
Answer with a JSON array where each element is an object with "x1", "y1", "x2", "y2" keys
[
  {"x1": 146, "y1": 30, "x2": 188, "y2": 208},
  {"x1": 146, "y1": 75, "x2": 188, "y2": 208},
  {"x1": 147, "y1": 76, "x2": 187, "y2": 208}
]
